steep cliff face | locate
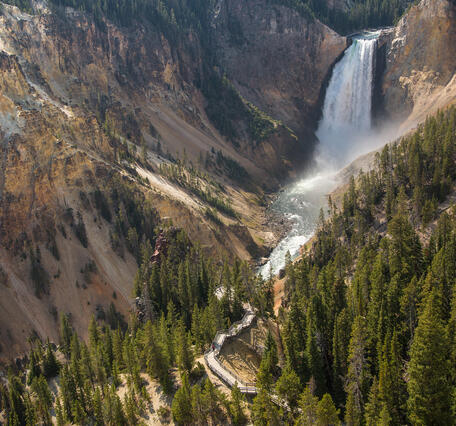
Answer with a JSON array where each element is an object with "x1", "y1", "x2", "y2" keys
[
  {"x1": 0, "y1": 4, "x2": 243, "y2": 359},
  {"x1": 381, "y1": 0, "x2": 456, "y2": 130},
  {"x1": 212, "y1": 0, "x2": 347, "y2": 153},
  {"x1": 0, "y1": 1, "x2": 347, "y2": 359}
]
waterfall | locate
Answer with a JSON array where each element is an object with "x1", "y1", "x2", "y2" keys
[
  {"x1": 259, "y1": 31, "x2": 380, "y2": 279},
  {"x1": 316, "y1": 31, "x2": 379, "y2": 167}
]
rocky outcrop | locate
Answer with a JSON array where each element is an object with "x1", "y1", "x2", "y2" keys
[
  {"x1": 211, "y1": 0, "x2": 347, "y2": 158},
  {"x1": 381, "y1": 0, "x2": 456, "y2": 131},
  {"x1": 0, "y1": 0, "x2": 348, "y2": 359}
]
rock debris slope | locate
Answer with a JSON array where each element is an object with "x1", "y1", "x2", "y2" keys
[{"x1": 0, "y1": 0, "x2": 345, "y2": 360}]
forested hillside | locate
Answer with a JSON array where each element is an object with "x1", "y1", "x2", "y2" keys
[
  {"x1": 0, "y1": 228, "x2": 261, "y2": 424},
  {"x1": 288, "y1": 0, "x2": 417, "y2": 34},
  {"x1": 1, "y1": 106, "x2": 455, "y2": 424},
  {"x1": 47, "y1": 0, "x2": 416, "y2": 35},
  {"x1": 254, "y1": 106, "x2": 456, "y2": 424},
  {"x1": 0, "y1": 0, "x2": 345, "y2": 362},
  {"x1": 3, "y1": 0, "x2": 415, "y2": 39},
  {"x1": 0, "y1": 0, "x2": 455, "y2": 424},
  {"x1": 3, "y1": 0, "x2": 214, "y2": 40}
]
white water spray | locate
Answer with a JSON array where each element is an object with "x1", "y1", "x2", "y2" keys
[
  {"x1": 260, "y1": 31, "x2": 381, "y2": 278},
  {"x1": 316, "y1": 31, "x2": 379, "y2": 167}
]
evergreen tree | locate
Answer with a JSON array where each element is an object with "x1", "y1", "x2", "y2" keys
[
  {"x1": 8, "y1": 375, "x2": 26, "y2": 426},
  {"x1": 176, "y1": 321, "x2": 194, "y2": 374},
  {"x1": 172, "y1": 373, "x2": 193, "y2": 425},
  {"x1": 275, "y1": 363, "x2": 302, "y2": 409},
  {"x1": 191, "y1": 384, "x2": 205, "y2": 424},
  {"x1": 92, "y1": 387, "x2": 104, "y2": 425},
  {"x1": 257, "y1": 331, "x2": 278, "y2": 391},
  {"x1": 298, "y1": 386, "x2": 318, "y2": 425},
  {"x1": 43, "y1": 341, "x2": 60, "y2": 378},
  {"x1": 378, "y1": 330, "x2": 406, "y2": 424},
  {"x1": 332, "y1": 308, "x2": 351, "y2": 407},
  {"x1": 55, "y1": 396, "x2": 65, "y2": 426},
  {"x1": 201, "y1": 378, "x2": 223, "y2": 424},
  {"x1": 112, "y1": 389, "x2": 127, "y2": 425},
  {"x1": 407, "y1": 288, "x2": 452, "y2": 425},
  {"x1": 364, "y1": 378, "x2": 381, "y2": 426},
  {"x1": 230, "y1": 383, "x2": 247, "y2": 425},
  {"x1": 27, "y1": 349, "x2": 42, "y2": 385},
  {"x1": 59, "y1": 313, "x2": 73, "y2": 358},
  {"x1": 306, "y1": 306, "x2": 326, "y2": 396},
  {"x1": 316, "y1": 393, "x2": 341, "y2": 426},
  {"x1": 89, "y1": 315, "x2": 100, "y2": 350},
  {"x1": 24, "y1": 393, "x2": 37, "y2": 426},
  {"x1": 345, "y1": 316, "x2": 370, "y2": 426},
  {"x1": 30, "y1": 375, "x2": 52, "y2": 424},
  {"x1": 251, "y1": 388, "x2": 280, "y2": 426}
]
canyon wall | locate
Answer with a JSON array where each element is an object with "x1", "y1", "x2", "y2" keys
[
  {"x1": 381, "y1": 0, "x2": 456, "y2": 131},
  {"x1": 0, "y1": 0, "x2": 346, "y2": 359},
  {"x1": 212, "y1": 0, "x2": 347, "y2": 154}
]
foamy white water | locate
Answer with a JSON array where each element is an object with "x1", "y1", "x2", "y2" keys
[
  {"x1": 260, "y1": 31, "x2": 380, "y2": 279},
  {"x1": 316, "y1": 31, "x2": 379, "y2": 167}
]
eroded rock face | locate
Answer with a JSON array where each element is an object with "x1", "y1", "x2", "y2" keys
[
  {"x1": 212, "y1": 0, "x2": 347, "y2": 145},
  {"x1": 0, "y1": 0, "x2": 349, "y2": 359},
  {"x1": 0, "y1": 1, "x2": 348, "y2": 185},
  {"x1": 381, "y1": 0, "x2": 456, "y2": 130}
]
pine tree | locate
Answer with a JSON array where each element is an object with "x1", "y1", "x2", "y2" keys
[
  {"x1": 72, "y1": 399, "x2": 86, "y2": 424},
  {"x1": 191, "y1": 384, "x2": 205, "y2": 424},
  {"x1": 69, "y1": 331, "x2": 81, "y2": 363},
  {"x1": 191, "y1": 304, "x2": 204, "y2": 352},
  {"x1": 176, "y1": 321, "x2": 193, "y2": 374},
  {"x1": 230, "y1": 383, "x2": 247, "y2": 426},
  {"x1": 378, "y1": 330, "x2": 406, "y2": 424},
  {"x1": 24, "y1": 394, "x2": 37, "y2": 426},
  {"x1": 55, "y1": 395, "x2": 65, "y2": 426},
  {"x1": 306, "y1": 306, "x2": 326, "y2": 396},
  {"x1": 298, "y1": 386, "x2": 318, "y2": 425},
  {"x1": 89, "y1": 315, "x2": 99, "y2": 350},
  {"x1": 124, "y1": 389, "x2": 139, "y2": 425},
  {"x1": 92, "y1": 387, "x2": 104, "y2": 426},
  {"x1": 27, "y1": 349, "x2": 42, "y2": 385},
  {"x1": 201, "y1": 378, "x2": 222, "y2": 424},
  {"x1": 275, "y1": 363, "x2": 302, "y2": 409},
  {"x1": 449, "y1": 292, "x2": 456, "y2": 387},
  {"x1": 264, "y1": 330, "x2": 278, "y2": 367},
  {"x1": 172, "y1": 373, "x2": 193, "y2": 425},
  {"x1": 345, "y1": 316, "x2": 370, "y2": 426},
  {"x1": 251, "y1": 388, "x2": 280, "y2": 426},
  {"x1": 31, "y1": 375, "x2": 52, "y2": 424},
  {"x1": 332, "y1": 308, "x2": 351, "y2": 407},
  {"x1": 112, "y1": 390, "x2": 127, "y2": 425},
  {"x1": 43, "y1": 341, "x2": 60, "y2": 378},
  {"x1": 400, "y1": 276, "x2": 419, "y2": 343},
  {"x1": 366, "y1": 247, "x2": 389, "y2": 368},
  {"x1": 316, "y1": 393, "x2": 341, "y2": 426},
  {"x1": 60, "y1": 313, "x2": 73, "y2": 358},
  {"x1": 407, "y1": 288, "x2": 452, "y2": 425},
  {"x1": 388, "y1": 213, "x2": 422, "y2": 281},
  {"x1": 364, "y1": 378, "x2": 381, "y2": 426}
]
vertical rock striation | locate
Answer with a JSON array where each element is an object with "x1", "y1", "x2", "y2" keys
[
  {"x1": 381, "y1": 0, "x2": 456, "y2": 130},
  {"x1": 211, "y1": 0, "x2": 347, "y2": 164}
]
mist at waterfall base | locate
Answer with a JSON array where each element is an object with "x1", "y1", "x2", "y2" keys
[{"x1": 259, "y1": 31, "x2": 398, "y2": 279}]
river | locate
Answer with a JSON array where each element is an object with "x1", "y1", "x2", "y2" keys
[{"x1": 260, "y1": 30, "x2": 383, "y2": 278}]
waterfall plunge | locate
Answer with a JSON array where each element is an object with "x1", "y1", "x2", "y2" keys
[
  {"x1": 259, "y1": 32, "x2": 380, "y2": 279},
  {"x1": 316, "y1": 32, "x2": 379, "y2": 168}
]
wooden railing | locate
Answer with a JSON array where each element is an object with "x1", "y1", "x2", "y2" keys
[
  {"x1": 203, "y1": 307, "x2": 292, "y2": 410},
  {"x1": 204, "y1": 308, "x2": 258, "y2": 394}
]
